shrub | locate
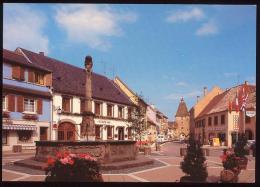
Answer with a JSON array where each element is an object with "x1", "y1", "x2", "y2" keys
[
  {"x1": 45, "y1": 151, "x2": 103, "y2": 182},
  {"x1": 180, "y1": 135, "x2": 208, "y2": 182},
  {"x1": 234, "y1": 133, "x2": 248, "y2": 158}
]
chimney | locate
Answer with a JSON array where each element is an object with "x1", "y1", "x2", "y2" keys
[
  {"x1": 39, "y1": 52, "x2": 44, "y2": 56},
  {"x1": 197, "y1": 96, "x2": 200, "y2": 103},
  {"x1": 245, "y1": 81, "x2": 248, "y2": 85},
  {"x1": 180, "y1": 97, "x2": 184, "y2": 102},
  {"x1": 203, "y1": 86, "x2": 207, "y2": 96}
]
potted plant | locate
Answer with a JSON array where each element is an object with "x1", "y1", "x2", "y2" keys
[
  {"x1": 234, "y1": 133, "x2": 248, "y2": 170},
  {"x1": 45, "y1": 151, "x2": 103, "y2": 182},
  {"x1": 220, "y1": 150, "x2": 240, "y2": 183},
  {"x1": 180, "y1": 135, "x2": 208, "y2": 182}
]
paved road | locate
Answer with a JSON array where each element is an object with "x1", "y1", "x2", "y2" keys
[{"x1": 2, "y1": 143, "x2": 255, "y2": 182}]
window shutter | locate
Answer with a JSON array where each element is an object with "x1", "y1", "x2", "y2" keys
[
  {"x1": 20, "y1": 67, "x2": 25, "y2": 80},
  {"x1": 17, "y1": 96, "x2": 24, "y2": 112},
  {"x1": 45, "y1": 73, "x2": 52, "y2": 86},
  {"x1": 28, "y1": 69, "x2": 35, "y2": 83},
  {"x1": 37, "y1": 99, "x2": 43, "y2": 114},
  {"x1": 8, "y1": 95, "x2": 15, "y2": 112},
  {"x1": 12, "y1": 65, "x2": 20, "y2": 80}
]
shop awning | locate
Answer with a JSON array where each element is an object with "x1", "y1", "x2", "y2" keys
[{"x1": 2, "y1": 124, "x2": 37, "y2": 131}]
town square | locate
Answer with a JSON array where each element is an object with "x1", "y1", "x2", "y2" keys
[{"x1": 2, "y1": 3, "x2": 256, "y2": 183}]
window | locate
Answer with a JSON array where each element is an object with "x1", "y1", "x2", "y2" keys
[
  {"x1": 35, "y1": 72, "x2": 44, "y2": 85},
  {"x1": 221, "y1": 115, "x2": 225, "y2": 125},
  {"x1": 2, "y1": 130, "x2": 7, "y2": 145},
  {"x1": 95, "y1": 102, "x2": 102, "y2": 116},
  {"x1": 80, "y1": 99, "x2": 85, "y2": 113},
  {"x1": 208, "y1": 117, "x2": 212, "y2": 126},
  {"x1": 62, "y1": 97, "x2": 71, "y2": 112},
  {"x1": 214, "y1": 116, "x2": 218, "y2": 126},
  {"x1": 24, "y1": 98, "x2": 35, "y2": 113},
  {"x1": 107, "y1": 104, "x2": 114, "y2": 117},
  {"x1": 58, "y1": 131, "x2": 64, "y2": 140},
  {"x1": 107, "y1": 126, "x2": 112, "y2": 139},
  {"x1": 128, "y1": 128, "x2": 132, "y2": 139},
  {"x1": 118, "y1": 106, "x2": 124, "y2": 118},
  {"x1": 95, "y1": 126, "x2": 101, "y2": 139},
  {"x1": 2, "y1": 95, "x2": 6, "y2": 110},
  {"x1": 17, "y1": 130, "x2": 32, "y2": 142},
  {"x1": 245, "y1": 116, "x2": 251, "y2": 124},
  {"x1": 128, "y1": 108, "x2": 132, "y2": 119}
]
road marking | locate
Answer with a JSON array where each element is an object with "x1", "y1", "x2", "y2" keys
[
  {"x1": 130, "y1": 165, "x2": 171, "y2": 175},
  {"x1": 2, "y1": 169, "x2": 29, "y2": 176},
  {"x1": 153, "y1": 158, "x2": 171, "y2": 166},
  {"x1": 11, "y1": 175, "x2": 31, "y2": 181},
  {"x1": 128, "y1": 174, "x2": 149, "y2": 182}
]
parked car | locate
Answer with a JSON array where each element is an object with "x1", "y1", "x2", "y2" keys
[
  {"x1": 157, "y1": 135, "x2": 165, "y2": 143},
  {"x1": 245, "y1": 140, "x2": 255, "y2": 155}
]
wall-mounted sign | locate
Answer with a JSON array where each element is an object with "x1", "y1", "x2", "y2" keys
[
  {"x1": 94, "y1": 119, "x2": 111, "y2": 125},
  {"x1": 246, "y1": 111, "x2": 256, "y2": 117}
]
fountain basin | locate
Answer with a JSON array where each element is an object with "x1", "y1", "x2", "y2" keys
[{"x1": 35, "y1": 140, "x2": 137, "y2": 164}]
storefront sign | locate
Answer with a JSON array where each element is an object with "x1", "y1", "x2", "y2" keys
[
  {"x1": 94, "y1": 119, "x2": 111, "y2": 125},
  {"x1": 212, "y1": 138, "x2": 220, "y2": 146},
  {"x1": 208, "y1": 127, "x2": 225, "y2": 131},
  {"x1": 246, "y1": 111, "x2": 256, "y2": 117}
]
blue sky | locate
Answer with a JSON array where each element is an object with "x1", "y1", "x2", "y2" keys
[{"x1": 3, "y1": 4, "x2": 256, "y2": 120}]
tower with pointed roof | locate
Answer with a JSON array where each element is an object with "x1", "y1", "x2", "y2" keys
[{"x1": 174, "y1": 97, "x2": 190, "y2": 140}]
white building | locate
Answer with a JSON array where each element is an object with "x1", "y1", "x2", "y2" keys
[{"x1": 17, "y1": 48, "x2": 135, "y2": 141}]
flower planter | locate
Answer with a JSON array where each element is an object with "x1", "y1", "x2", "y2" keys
[
  {"x1": 220, "y1": 169, "x2": 239, "y2": 183},
  {"x1": 23, "y1": 114, "x2": 38, "y2": 120},
  {"x1": 144, "y1": 146, "x2": 151, "y2": 155},
  {"x1": 2, "y1": 112, "x2": 10, "y2": 118},
  {"x1": 237, "y1": 157, "x2": 248, "y2": 170},
  {"x1": 180, "y1": 176, "x2": 206, "y2": 183}
]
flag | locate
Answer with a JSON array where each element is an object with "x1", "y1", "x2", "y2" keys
[
  {"x1": 235, "y1": 90, "x2": 239, "y2": 113},
  {"x1": 240, "y1": 83, "x2": 248, "y2": 111},
  {"x1": 228, "y1": 98, "x2": 232, "y2": 113}
]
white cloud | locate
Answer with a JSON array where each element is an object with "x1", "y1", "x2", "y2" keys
[
  {"x1": 196, "y1": 21, "x2": 218, "y2": 36},
  {"x1": 165, "y1": 90, "x2": 202, "y2": 100},
  {"x1": 54, "y1": 4, "x2": 137, "y2": 51},
  {"x1": 166, "y1": 7, "x2": 205, "y2": 23},
  {"x1": 224, "y1": 72, "x2": 238, "y2": 78},
  {"x1": 176, "y1": 81, "x2": 188, "y2": 87},
  {"x1": 3, "y1": 4, "x2": 49, "y2": 54}
]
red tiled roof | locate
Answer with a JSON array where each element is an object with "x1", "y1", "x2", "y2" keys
[
  {"x1": 18, "y1": 48, "x2": 134, "y2": 106},
  {"x1": 3, "y1": 49, "x2": 51, "y2": 72},
  {"x1": 197, "y1": 84, "x2": 256, "y2": 118},
  {"x1": 175, "y1": 100, "x2": 189, "y2": 117}
]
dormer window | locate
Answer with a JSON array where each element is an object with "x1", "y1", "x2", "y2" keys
[{"x1": 35, "y1": 72, "x2": 44, "y2": 85}]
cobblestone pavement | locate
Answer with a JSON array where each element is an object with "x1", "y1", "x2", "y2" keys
[{"x1": 2, "y1": 142, "x2": 255, "y2": 182}]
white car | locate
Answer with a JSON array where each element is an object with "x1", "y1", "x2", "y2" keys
[{"x1": 157, "y1": 135, "x2": 165, "y2": 142}]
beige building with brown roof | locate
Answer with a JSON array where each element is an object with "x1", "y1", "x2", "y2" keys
[
  {"x1": 173, "y1": 98, "x2": 190, "y2": 140},
  {"x1": 194, "y1": 82, "x2": 255, "y2": 147}
]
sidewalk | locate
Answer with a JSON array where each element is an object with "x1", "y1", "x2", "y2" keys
[{"x1": 3, "y1": 150, "x2": 36, "y2": 157}]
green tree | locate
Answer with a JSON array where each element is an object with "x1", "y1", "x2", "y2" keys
[
  {"x1": 130, "y1": 94, "x2": 147, "y2": 144},
  {"x1": 180, "y1": 134, "x2": 208, "y2": 182},
  {"x1": 234, "y1": 133, "x2": 248, "y2": 158}
]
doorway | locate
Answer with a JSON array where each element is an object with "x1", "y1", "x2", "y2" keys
[
  {"x1": 58, "y1": 122, "x2": 75, "y2": 141},
  {"x1": 118, "y1": 127, "x2": 124, "y2": 140},
  {"x1": 40, "y1": 127, "x2": 48, "y2": 140}
]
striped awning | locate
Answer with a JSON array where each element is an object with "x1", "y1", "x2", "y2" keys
[{"x1": 3, "y1": 124, "x2": 37, "y2": 131}]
